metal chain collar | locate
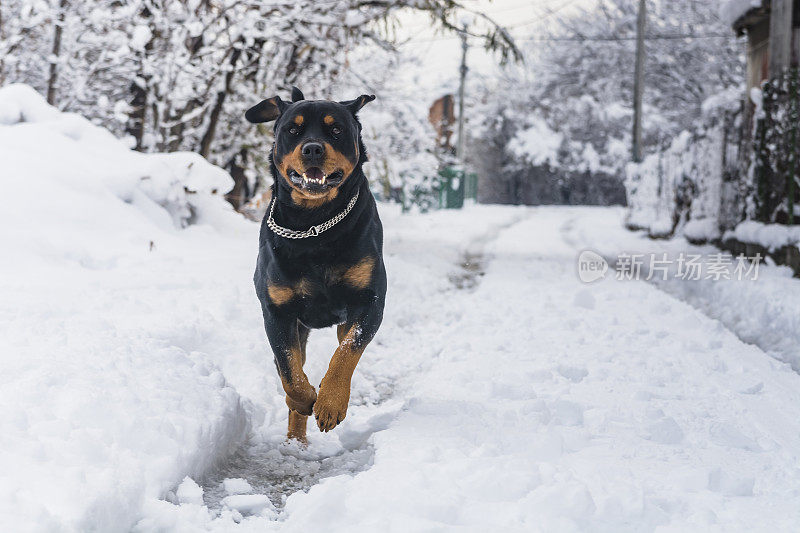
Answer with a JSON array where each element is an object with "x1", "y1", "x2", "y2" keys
[{"x1": 266, "y1": 191, "x2": 360, "y2": 239}]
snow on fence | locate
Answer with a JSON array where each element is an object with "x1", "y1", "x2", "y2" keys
[
  {"x1": 625, "y1": 90, "x2": 741, "y2": 242},
  {"x1": 625, "y1": 98, "x2": 738, "y2": 242},
  {"x1": 722, "y1": 220, "x2": 800, "y2": 275},
  {"x1": 625, "y1": 84, "x2": 800, "y2": 275}
]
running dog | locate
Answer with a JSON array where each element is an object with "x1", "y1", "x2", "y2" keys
[{"x1": 246, "y1": 87, "x2": 386, "y2": 442}]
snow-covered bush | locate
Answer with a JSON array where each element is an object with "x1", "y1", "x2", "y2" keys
[
  {"x1": 507, "y1": 117, "x2": 563, "y2": 168},
  {"x1": 468, "y1": 0, "x2": 743, "y2": 206},
  {"x1": 0, "y1": 0, "x2": 517, "y2": 211}
]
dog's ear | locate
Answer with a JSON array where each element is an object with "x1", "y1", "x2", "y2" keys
[
  {"x1": 339, "y1": 94, "x2": 376, "y2": 115},
  {"x1": 291, "y1": 86, "x2": 305, "y2": 103},
  {"x1": 245, "y1": 96, "x2": 288, "y2": 123}
]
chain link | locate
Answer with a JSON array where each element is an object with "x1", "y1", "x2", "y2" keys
[{"x1": 266, "y1": 191, "x2": 360, "y2": 239}]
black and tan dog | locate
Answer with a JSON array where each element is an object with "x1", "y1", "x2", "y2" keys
[{"x1": 246, "y1": 87, "x2": 386, "y2": 442}]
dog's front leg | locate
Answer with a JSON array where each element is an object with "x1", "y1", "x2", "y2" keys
[
  {"x1": 314, "y1": 303, "x2": 384, "y2": 432},
  {"x1": 264, "y1": 313, "x2": 317, "y2": 419}
]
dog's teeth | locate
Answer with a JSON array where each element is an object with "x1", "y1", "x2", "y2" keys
[
  {"x1": 302, "y1": 173, "x2": 308, "y2": 183},
  {"x1": 321, "y1": 176, "x2": 326, "y2": 184}
]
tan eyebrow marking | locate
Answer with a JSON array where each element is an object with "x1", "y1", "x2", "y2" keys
[
  {"x1": 294, "y1": 115, "x2": 304, "y2": 126},
  {"x1": 323, "y1": 115, "x2": 335, "y2": 125}
]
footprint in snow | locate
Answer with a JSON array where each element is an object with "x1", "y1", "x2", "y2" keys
[{"x1": 557, "y1": 365, "x2": 589, "y2": 383}]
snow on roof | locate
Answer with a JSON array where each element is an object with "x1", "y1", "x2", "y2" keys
[{"x1": 719, "y1": 0, "x2": 764, "y2": 27}]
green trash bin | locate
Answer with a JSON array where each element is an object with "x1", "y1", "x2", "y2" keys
[{"x1": 438, "y1": 167, "x2": 465, "y2": 209}]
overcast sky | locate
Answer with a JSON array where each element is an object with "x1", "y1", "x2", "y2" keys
[{"x1": 393, "y1": 0, "x2": 592, "y2": 96}]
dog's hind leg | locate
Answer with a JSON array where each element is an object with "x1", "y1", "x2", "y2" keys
[
  {"x1": 287, "y1": 410, "x2": 308, "y2": 443},
  {"x1": 287, "y1": 322, "x2": 311, "y2": 443}
]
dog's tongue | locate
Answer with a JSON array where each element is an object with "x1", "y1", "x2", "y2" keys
[{"x1": 307, "y1": 167, "x2": 324, "y2": 180}]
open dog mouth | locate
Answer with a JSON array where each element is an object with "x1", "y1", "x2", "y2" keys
[{"x1": 288, "y1": 167, "x2": 345, "y2": 191}]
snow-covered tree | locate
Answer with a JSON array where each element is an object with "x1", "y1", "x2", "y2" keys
[
  {"x1": 0, "y1": 0, "x2": 519, "y2": 209},
  {"x1": 469, "y1": 0, "x2": 743, "y2": 205}
]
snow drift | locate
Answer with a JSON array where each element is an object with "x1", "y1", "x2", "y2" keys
[
  {"x1": 0, "y1": 84, "x2": 233, "y2": 229},
  {"x1": 0, "y1": 85, "x2": 252, "y2": 532}
]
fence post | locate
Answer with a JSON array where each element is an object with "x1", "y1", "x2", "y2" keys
[{"x1": 789, "y1": 67, "x2": 798, "y2": 224}]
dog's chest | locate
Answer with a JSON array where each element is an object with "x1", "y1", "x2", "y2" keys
[
  {"x1": 268, "y1": 255, "x2": 375, "y2": 328},
  {"x1": 293, "y1": 269, "x2": 351, "y2": 327}
]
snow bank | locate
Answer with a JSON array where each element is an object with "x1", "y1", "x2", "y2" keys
[
  {"x1": 0, "y1": 84, "x2": 232, "y2": 228},
  {"x1": 0, "y1": 85, "x2": 252, "y2": 532},
  {"x1": 719, "y1": 0, "x2": 763, "y2": 26},
  {"x1": 566, "y1": 207, "x2": 800, "y2": 371},
  {"x1": 659, "y1": 267, "x2": 800, "y2": 371},
  {"x1": 724, "y1": 220, "x2": 800, "y2": 251}
]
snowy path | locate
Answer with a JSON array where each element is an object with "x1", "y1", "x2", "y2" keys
[
  {"x1": 5, "y1": 200, "x2": 800, "y2": 531},
  {"x1": 132, "y1": 206, "x2": 800, "y2": 532},
  {"x1": 9, "y1": 89, "x2": 798, "y2": 532}
]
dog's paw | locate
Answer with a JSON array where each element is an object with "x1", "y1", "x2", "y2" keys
[
  {"x1": 313, "y1": 381, "x2": 350, "y2": 432},
  {"x1": 285, "y1": 383, "x2": 317, "y2": 416}
]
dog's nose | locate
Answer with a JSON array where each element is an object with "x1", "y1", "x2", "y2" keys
[{"x1": 301, "y1": 142, "x2": 324, "y2": 159}]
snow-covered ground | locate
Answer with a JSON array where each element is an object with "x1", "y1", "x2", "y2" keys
[
  {"x1": 4, "y1": 89, "x2": 800, "y2": 532},
  {"x1": 564, "y1": 210, "x2": 800, "y2": 372}
]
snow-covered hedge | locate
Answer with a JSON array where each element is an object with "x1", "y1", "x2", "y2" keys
[{"x1": 0, "y1": 84, "x2": 233, "y2": 228}]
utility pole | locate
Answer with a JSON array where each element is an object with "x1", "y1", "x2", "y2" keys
[
  {"x1": 768, "y1": 0, "x2": 793, "y2": 79},
  {"x1": 456, "y1": 24, "x2": 468, "y2": 166},
  {"x1": 632, "y1": 0, "x2": 646, "y2": 163}
]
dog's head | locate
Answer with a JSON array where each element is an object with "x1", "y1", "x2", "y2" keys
[{"x1": 246, "y1": 87, "x2": 375, "y2": 205}]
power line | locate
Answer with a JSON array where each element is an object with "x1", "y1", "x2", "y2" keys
[
  {"x1": 517, "y1": 34, "x2": 738, "y2": 42},
  {"x1": 506, "y1": 0, "x2": 582, "y2": 29},
  {"x1": 402, "y1": 32, "x2": 737, "y2": 45},
  {"x1": 479, "y1": 0, "x2": 563, "y2": 16}
]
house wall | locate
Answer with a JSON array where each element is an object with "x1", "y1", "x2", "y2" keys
[
  {"x1": 747, "y1": 19, "x2": 771, "y2": 93},
  {"x1": 428, "y1": 95, "x2": 455, "y2": 153}
]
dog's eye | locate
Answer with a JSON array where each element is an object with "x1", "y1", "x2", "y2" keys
[
  {"x1": 288, "y1": 127, "x2": 299, "y2": 135},
  {"x1": 331, "y1": 126, "x2": 341, "y2": 136}
]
